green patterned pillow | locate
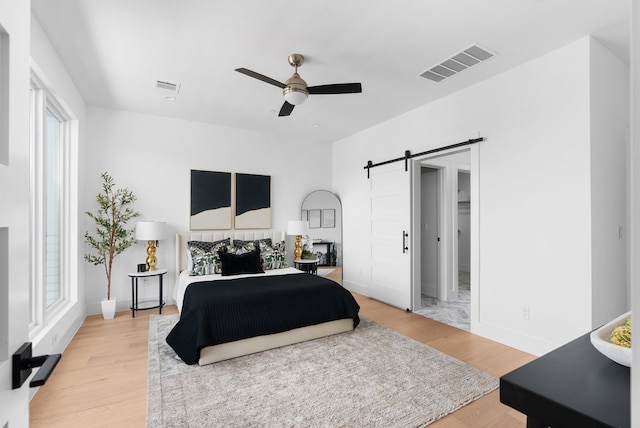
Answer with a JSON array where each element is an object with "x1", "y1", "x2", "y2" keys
[
  {"x1": 230, "y1": 241, "x2": 257, "y2": 255},
  {"x1": 260, "y1": 241, "x2": 289, "y2": 270},
  {"x1": 233, "y1": 238, "x2": 272, "y2": 249},
  {"x1": 189, "y1": 240, "x2": 230, "y2": 276},
  {"x1": 230, "y1": 240, "x2": 288, "y2": 270}
]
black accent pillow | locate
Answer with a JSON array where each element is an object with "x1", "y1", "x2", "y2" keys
[{"x1": 219, "y1": 248, "x2": 264, "y2": 276}]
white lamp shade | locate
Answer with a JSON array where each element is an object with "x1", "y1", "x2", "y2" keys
[
  {"x1": 135, "y1": 221, "x2": 166, "y2": 241},
  {"x1": 283, "y1": 89, "x2": 308, "y2": 106},
  {"x1": 287, "y1": 220, "x2": 309, "y2": 236}
]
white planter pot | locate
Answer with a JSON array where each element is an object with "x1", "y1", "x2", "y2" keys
[{"x1": 101, "y1": 298, "x2": 117, "y2": 320}]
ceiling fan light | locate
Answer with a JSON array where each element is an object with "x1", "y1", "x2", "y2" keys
[
  {"x1": 283, "y1": 87, "x2": 308, "y2": 105},
  {"x1": 283, "y1": 72, "x2": 308, "y2": 105}
]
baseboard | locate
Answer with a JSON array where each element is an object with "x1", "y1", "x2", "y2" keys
[
  {"x1": 87, "y1": 297, "x2": 177, "y2": 316},
  {"x1": 472, "y1": 321, "x2": 557, "y2": 357}
]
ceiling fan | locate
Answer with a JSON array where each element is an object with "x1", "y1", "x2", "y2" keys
[{"x1": 235, "y1": 54, "x2": 362, "y2": 117}]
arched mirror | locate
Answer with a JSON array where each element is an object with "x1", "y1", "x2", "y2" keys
[{"x1": 301, "y1": 190, "x2": 342, "y2": 283}]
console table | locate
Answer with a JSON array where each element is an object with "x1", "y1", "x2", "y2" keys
[
  {"x1": 311, "y1": 241, "x2": 334, "y2": 266},
  {"x1": 500, "y1": 331, "x2": 630, "y2": 427},
  {"x1": 128, "y1": 268, "x2": 167, "y2": 318}
]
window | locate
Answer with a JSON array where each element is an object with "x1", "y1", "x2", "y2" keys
[
  {"x1": 44, "y1": 108, "x2": 62, "y2": 308},
  {"x1": 29, "y1": 71, "x2": 74, "y2": 333}
]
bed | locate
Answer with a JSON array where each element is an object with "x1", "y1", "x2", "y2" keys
[{"x1": 167, "y1": 231, "x2": 360, "y2": 365}]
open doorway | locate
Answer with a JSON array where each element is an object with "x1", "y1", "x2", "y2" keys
[{"x1": 412, "y1": 150, "x2": 471, "y2": 331}]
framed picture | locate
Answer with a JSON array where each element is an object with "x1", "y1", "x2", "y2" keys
[
  {"x1": 322, "y1": 209, "x2": 335, "y2": 228},
  {"x1": 308, "y1": 209, "x2": 321, "y2": 229},
  {"x1": 235, "y1": 173, "x2": 271, "y2": 229},
  {"x1": 301, "y1": 210, "x2": 308, "y2": 221},
  {"x1": 190, "y1": 170, "x2": 232, "y2": 230}
]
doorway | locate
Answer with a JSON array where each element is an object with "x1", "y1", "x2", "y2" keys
[{"x1": 412, "y1": 150, "x2": 472, "y2": 331}]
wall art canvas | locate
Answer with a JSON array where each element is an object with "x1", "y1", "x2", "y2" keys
[
  {"x1": 190, "y1": 170, "x2": 232, "y2": 230},
  {"x1": 308, "y1": 209, "x2": 321, "y2": 229},
  {"x1": 235, "y1": 173, "x2": 271, "y2": 229},
  {"x1": 322, "y1": 209, "x2": 335, "y2": 228}
]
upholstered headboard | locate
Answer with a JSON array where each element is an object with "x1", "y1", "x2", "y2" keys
[{"x1": 175, "y1": 230, "x2": 285, "y2": 281}]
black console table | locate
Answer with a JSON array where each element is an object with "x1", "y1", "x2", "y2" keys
[
  {"x1": 500, "y1": 332, "x2": 630, "y2": 427},
  {"x1": 311, "y1": 241, "x2": 334, "y2": 266}
]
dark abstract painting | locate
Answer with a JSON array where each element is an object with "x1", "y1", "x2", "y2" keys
[
  {"x1": 190, "y1": 170, "x2": 232, "y2": 230},
  {"x1": 235, "y1": 173, "x2": 271, "y2": 229}
]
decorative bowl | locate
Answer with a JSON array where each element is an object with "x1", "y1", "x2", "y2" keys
[{"x1": 590, "y1": 311, "x2": 631, "y2": 367}]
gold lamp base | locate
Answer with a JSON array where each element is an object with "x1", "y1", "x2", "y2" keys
[
  {"x1": 146, "y1": 240, "x2": 158, "y2": 271},
  {"x1": 294, "y1": 235, "x2": 302, "y2": 261}
]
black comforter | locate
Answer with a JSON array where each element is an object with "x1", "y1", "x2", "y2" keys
[{"x1": 166, "y1": 273, "x2": 360, "y2": 364}]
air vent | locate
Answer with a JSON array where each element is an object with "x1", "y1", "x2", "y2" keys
[
  {"x1": 155, "y1": 80, "x2": 178, "y2": 91},
  {"x1": 419, "y1": 44, "x2": 496, "y2": 83},
  {"x1": 154, "y1": 80, "x2": 181, "y2": 99}
]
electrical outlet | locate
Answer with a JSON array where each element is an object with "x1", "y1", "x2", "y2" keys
[{"x1": 521, "y1": 306, "x2": 530, "y2": 320}]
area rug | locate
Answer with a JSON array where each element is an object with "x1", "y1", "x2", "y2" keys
[
  {"x1": 317, "y1": 268, "x2": 336, "y2": 276},
  {"x1": 147, "y1": 314, "x2": 497, "y2": 427}
]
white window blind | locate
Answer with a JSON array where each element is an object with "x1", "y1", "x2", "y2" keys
[{"x1": 44, "y1": 108, "x2": 62, "y2": 309}]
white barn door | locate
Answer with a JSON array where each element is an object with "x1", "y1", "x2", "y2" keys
[
  {"x1": 1, "y1": 0, "x2": 33, "y2": 425},
  {"x1": 370, "y1": 161, "x2": 412, "y2": 310}
]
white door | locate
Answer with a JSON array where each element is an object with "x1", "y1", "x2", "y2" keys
[
  {"x1": 1, "y1": 1, "x2": 32, "y2": 424},
  {"x1": 370, "y1": 161, "x2": 412, "y2": 310},
  {"x1": 0, "y1": 227, "x2": 30, "y2": 427}
]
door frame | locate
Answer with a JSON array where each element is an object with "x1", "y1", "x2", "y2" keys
[{"x1": 410, "y1": 146, "x2": 479, "y2": 321}]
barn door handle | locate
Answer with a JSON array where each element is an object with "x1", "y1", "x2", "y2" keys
[
  {"x1": 402, "y1": 230, "x2": 409, "y2": 253},
  {"x1": 12, "y1": 342, "x2": 61, "y2": 389}
]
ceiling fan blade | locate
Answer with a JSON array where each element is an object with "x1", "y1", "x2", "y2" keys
[
  {"x1": 308, "y1": 83, "x2": 362, "y2": 95},
  {"x1": 278, "y1": 101, "x2": 295, "y2": 117},
  {"x1": 235, "y1": 68, "x2": 286, "y2": 89}
]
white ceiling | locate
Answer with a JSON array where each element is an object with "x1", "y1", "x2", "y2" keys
[{"x1": 31, "y1": 0, "x2": 629, "y2": 144}]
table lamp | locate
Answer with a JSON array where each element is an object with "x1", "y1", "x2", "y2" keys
[
  {"x1": 135, "y1": 221, "x2": 165, "y2": 271},
  {"x1": 287, "y1": 220, "x2": 309, "y2": 261}
]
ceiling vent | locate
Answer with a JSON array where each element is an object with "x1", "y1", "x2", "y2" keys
[
  {"x1": 154, "y1": 80, "x2": 181, "y2": 99},
  {"x1": 419, "y1": 44, "x2": 496, "y2": 83}
]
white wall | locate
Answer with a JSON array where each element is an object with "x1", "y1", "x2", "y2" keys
[
  {"x1": 333, "y1": 37, "x2": 629, "y2": 355},
  {"x1": 83, "y1": 107, "x2": 332, "y2": 314},
  {"x1": 589, "y1": 38, "x2": 629, "y2": 327},
  {"x1": 30, "y1": 16, "x2": 87, "y2": 358}
]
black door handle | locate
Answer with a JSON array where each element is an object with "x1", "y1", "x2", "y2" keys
[
  {"x1": 12, "y1": 342, "x2": 61, "y2": 389},
  {"x1": 402, "y1": 230, "x2": 409, "y2": 253}
]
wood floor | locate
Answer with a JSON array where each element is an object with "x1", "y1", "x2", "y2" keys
[{"x1": 30, "y1": 289, "x2": 535, "y2": 427}]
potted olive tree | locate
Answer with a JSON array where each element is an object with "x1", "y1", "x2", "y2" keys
[{"x1": 84, "y1": 172, "x2": 140, "y2": 319}]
